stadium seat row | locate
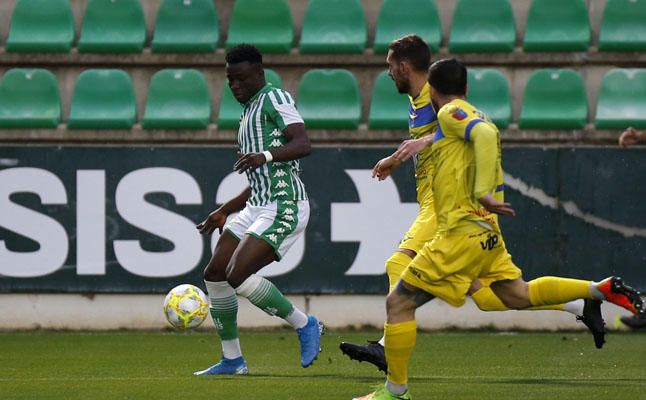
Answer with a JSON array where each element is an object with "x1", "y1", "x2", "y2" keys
[
  {"x1": 0, "y1": 67, "x2": 644, "y2": 130},
  {"x1": 3, "y1": 0, "x2": 646, "y2": 54}
]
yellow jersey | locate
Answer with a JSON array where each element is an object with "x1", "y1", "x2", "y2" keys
[
  {"x1": 408, "y1": 82, "x2": 437, "y2": 201},
  {"x1": 431, "y1": 98, "x2": 504, "y2": 234}
]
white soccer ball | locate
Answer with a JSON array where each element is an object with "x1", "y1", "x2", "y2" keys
[{"x1": 163, "y1": 284, "x2": 209, "y2": 329}]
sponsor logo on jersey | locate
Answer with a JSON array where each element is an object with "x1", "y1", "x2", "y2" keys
[
  {"x1": 452, "y1": 109, "x2": 468, "y2": 120},
  {"x1": 480, "y1": 234, "x2": 499, "y2": 251}
]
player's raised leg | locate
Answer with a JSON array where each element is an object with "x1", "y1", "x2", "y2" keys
[
  {"x1": 228, "y1": 224, "x2": 323, "y2": 369},
  {"x1": 491, "y1": 276, "x2": 644, "y2": 315},
  {"x1": 470, "y1": 279, "x2": 606, "y2": 349}
]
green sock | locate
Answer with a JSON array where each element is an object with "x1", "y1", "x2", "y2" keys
[
  {"x1": 236, "y1": 275, "x2": 294, "y2": 318},
  {"x1": 205, "y1": 281, "x2": 239, "y2": 341}
]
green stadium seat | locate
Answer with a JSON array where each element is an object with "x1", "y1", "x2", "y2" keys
[
  {"x1": 218, "y1": 69, "x2": 283, "y2": 130},
  {"x1": 523, "y1": 0, "x2": 590, "y2": 52},
  {"x1": 226, "y1": 0, "x2": 293, "y2": 54},
  {"x1": 449, "y1": 0, "x2": 515, "y2": 53},
  {"x1": 299, "y1": 0, "x2": 367, "y2": 54},
  {"x1": 595, "y1": 69, "x2": 646, "y2": 129},
  {"x1": 143, "y1": 70, "x2": 211, "y2": 129},
  {"x1": 78, "y1": 0, "x2": 146, "y2": 53},
  {"x1": 0, "y1": 69, "x2": 61, "y2": 128},
  {"x1": 5, "y1": 0, "x2": 75, "y2": 52},
  {"x1": 297, "y1": 69, "x2": 361, "y2": 129},
  {"x1": 599, "y1": 0, "x2": 646, "y2": 52},
  {"x1": 151, "y1": 0, "x2": 219, "y2": 53},
  {"x1": 367, "y1": 70, "x2": 409, "y2": 129},
  {"x1": 68, "y1": 70, "x2": 136, "y2": 129},
  {"x1": 467, "y1": 69, "x2": 511, "y2": 129},
  {"x1": 519, "y1": 69, "x2": 588, "y2": 129},
  {"x1": 373, "y1": 0, "x2": 441, "y2": 53}
]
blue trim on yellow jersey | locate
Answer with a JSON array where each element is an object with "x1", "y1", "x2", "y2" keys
[
  {"x1": 496, "y1": 184, "x2": 504, "y2": 192},
  {"x1": 434, "y1": 124, "x2": 445, "y2": 142},
  {"x1": 409, "y1": 103, "x2": 437, "y2": 128},
  {"x1": 464, "y1": 118, "x2": 484, "y2": 141}
]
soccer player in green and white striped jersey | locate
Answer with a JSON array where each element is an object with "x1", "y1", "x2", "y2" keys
[{"x1": 194, "y1": 44, "x2": 322, "y2": 376}]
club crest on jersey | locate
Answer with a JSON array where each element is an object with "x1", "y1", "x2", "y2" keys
[{"x1": 452, "y1": 109, "x2": 468, "y2": 120}]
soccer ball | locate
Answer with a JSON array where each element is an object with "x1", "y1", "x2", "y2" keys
[{"x1": 163, "y1": 284, "x2": 209, "y2": 329}]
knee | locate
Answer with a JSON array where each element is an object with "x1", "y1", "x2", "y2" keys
[
  {"x1": 203, "y1": 260, "x2": 227, "y2": 282},
  {"x1": 203, "y1": 265, "x2": 219, "y2": 282}
]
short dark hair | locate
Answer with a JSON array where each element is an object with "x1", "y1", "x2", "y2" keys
[
  {"x1": 427, "y1": 58, "x2": 467, "y2": 96},
  {"x1": 387, "y1": 35, "x2": 431, "y2": 72},
  {"x1": 225, "y1": 44, "x2": 263, "y2": 65}
]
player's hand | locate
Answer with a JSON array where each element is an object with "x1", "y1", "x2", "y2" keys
[
  {"x1": 233, "y1": 152, "x2": 268, "y2": 173},
  {"x1": 478, "y1": 194, "x2": 516, "y2": 216},
  {"x1": 619, "y1": 127, "x2": 641, "y2": 148},
  {"x1": 392, "y1": 136, "x2": 433, "y2": 162},
  {"x1": 196, "y1": 209, "x2": 227, "y2": 235},
  {"x1": 372, "y1": 156, "x2": 401, "y2": 181}
]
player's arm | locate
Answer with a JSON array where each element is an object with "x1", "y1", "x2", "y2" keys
[
  {"x1": 471, "y1": 123, "x2": 515, "y2": 216},
  {"x1": 619, "y1": 127, "x2": 646, "y2": 148},
  {"x1": 233, "y1": 123, "x2": 310, "y2": 173},
  {"x1": 269, "y1": 122, "x2": 311, "y2": 161},
  {"x1": 373, "y1": 134, "x2": 434, "y2": 180},
  {"x1": 372, "y1": 155, "x2": 401, "y2": 180},
  {"x1": 392, "y1": 134, "x2": 434, "y2": 162},
  {"x1": 197, "y1": 187, "x2": 251, "y2": 234},
  {"x1": 234, "y1": 91, "x2": 310, "y2": 173}
]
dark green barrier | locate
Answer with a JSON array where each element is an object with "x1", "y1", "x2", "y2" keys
[{"x1": 0, "y1": 146, "x2": 644, "y2": 293}]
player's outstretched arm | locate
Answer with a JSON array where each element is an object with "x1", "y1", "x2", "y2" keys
[
  {"x1": 233, "y1": 123, "x2": 310, "y2": 174},
  {"x1": 197, "y1": 187, "x2": 251, "y2": 235},
  {"x1": 392, "y1": 135, "x2": 434, "y2": 162},
  {"x1": 619, "y1": 127, "x2": 645, "y2": 148}
]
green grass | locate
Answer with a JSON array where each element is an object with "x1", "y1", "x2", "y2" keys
[{"x1": 1, "y1": 330, "x2": 645, "y2": 399}]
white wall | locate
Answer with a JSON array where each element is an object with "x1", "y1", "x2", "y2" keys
[{"x1": 0, "y1": 294, "x2": 631, "y2": 331}]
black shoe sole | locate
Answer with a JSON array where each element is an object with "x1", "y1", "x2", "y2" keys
[
  {"x1": 339, "y1": 342, "x2": 387, "y2": 373},
  {"x1": 611, "y1": 277, "x2": 644, "y2": 314}
]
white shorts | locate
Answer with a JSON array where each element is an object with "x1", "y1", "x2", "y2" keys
[{"x1": 224, "y1": 200, "x2": 309, "y2": 260}]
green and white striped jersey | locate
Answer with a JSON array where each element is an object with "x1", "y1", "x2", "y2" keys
[{"x1": 238, "y1": 83, "x2": 308, "y2": 206}]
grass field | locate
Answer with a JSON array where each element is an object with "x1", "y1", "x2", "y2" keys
[{"x1": 1, "y1": 330, "x2": 645, "y2": 400}]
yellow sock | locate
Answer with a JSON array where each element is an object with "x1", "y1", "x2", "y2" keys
[
  {"x1": 472, "y1": 286, "x2": 566, "y2": 311},
  {"x1": 528, "y1": 303, "x2": 565, "y2": 311},
  {"x1": 385, "y1": 320, "x2": 416, "y2": 386},
  {"x1": 528, "y1": 276, "x2": 592, "y2": 306},
  {"x1": 386, "y1": 252, "x2": 413, "y2": 293},
  {"x1": 471, "y1": 286, "x2": 509, "y2": 311}
]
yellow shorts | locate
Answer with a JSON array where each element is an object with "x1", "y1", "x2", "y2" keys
[
  {"x1": 398, "y1": 179, "x2": 436, "y2": 254},
  {"x1": 401, "y1": 230, "x2": 522, "y2": 307}
]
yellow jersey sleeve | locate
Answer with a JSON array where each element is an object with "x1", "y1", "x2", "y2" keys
[{"x1": 471, "y1": 122, "x2": 499, "y2": 200}]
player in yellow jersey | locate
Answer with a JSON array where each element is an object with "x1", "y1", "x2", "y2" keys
[
  {"x1": 352, "y1": 58, "x2": 645, "y2": 400},
  {"x1": 341, "y1": 35, "x2": 605, "y2": 375}
]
